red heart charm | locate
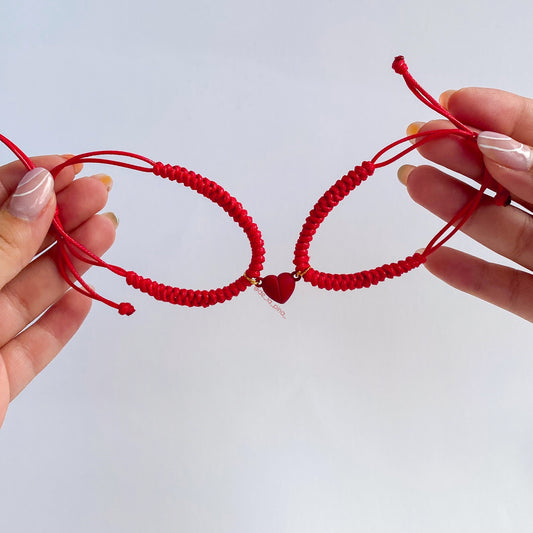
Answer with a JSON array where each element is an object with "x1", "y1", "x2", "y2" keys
[{"x1": 260, "y1": 273, "x2": 296, "y2": 304}]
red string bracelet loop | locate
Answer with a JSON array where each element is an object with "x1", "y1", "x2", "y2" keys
[
  {"x1": 49, "y1": 153, "x2": 266, "y2": 313},
  {"x1": 254, "y1": 56, "x2": 509, "y2": 305}
]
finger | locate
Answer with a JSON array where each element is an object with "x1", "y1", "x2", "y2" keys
[
  {"x1": 422, "y1": 246, "x2": 533, "y2": 323},
  {"x1": 445, "y1": 88, "x2": 533, "y2": 145},
  {"x1": 1, "y1": 289, "x2": 92, "y2": 400},
  {"x1": 407, "y1": 122, "x2": 533, "y2": 213},
  {"x1": 399, "y1": 165, "x2": 533, "y2": 270},
  {"x1": 0, "y1": 155, "x2": 83, "y2": 204},
  {"x1": 0, "y1": 168, "x2": 56, "y2": 288},
  {"x1": 38, "y1": 173, "x2": 112, "y2": 253},
  {"x1": 477, "y1": 132, "x2": 533, "y2": 205},
  {"x1": 408, "y1": 88, "x2": 533, "y2": 176},
  {"x1": 408, "y1": 120, "x2": 485, "y2": 179},
  {"x1": 0, "y1": 213, "x2": 118, "y2": 347}
]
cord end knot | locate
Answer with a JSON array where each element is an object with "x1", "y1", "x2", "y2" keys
[
  {"x1": 392, "y1": 56, "x2": 408, "y2": 75},
  {"x1": 118, "y1": 302, "x2": 135, "y2": 315}
]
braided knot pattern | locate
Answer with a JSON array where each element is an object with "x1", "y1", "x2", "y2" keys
[
  {"x1": 125, "y1": 271, "x2": 250, "y2": 307},
  {"x1": 142, "y1": 162, "x2": 265, "y2": 307},
  {"x1": 292, "y1": 161, "x2": 426, "y2": 292},
  {"x1": 293, "y1": 161, "x2": 375, "y2": 272},
  {"x1": 303, "y1": 253, "x2": 426, "y2": 290}
]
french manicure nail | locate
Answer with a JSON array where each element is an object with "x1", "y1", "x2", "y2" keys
[
  {"x1": 477, "y1": 131, "x2": 533, "y2": 171},
  {"x1": 8, "y1": 167, "x2": 54, "y2": 221}
]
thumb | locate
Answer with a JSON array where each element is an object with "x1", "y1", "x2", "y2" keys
[
  {"x1": 477, "y1": 131, "x2": 533, "y2": 204},
  {"x1": 0, "y1": 167, "x2": 56, "y2": 288}
]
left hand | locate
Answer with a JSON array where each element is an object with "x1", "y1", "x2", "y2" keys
[{"x1": 0, "y1": 155, "x2": 118, "y2": 428}]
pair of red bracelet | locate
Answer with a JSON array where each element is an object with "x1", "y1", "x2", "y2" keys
[{"x1": 0, "y1": 57, "x2": 509, "y2": 315}]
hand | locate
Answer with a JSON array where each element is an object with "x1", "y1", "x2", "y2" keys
[
  {"x1": 398, "y1": 88, "x2": 533, "y2": 323},
  {"x1": 0, "y1": 156, "x2": 118, "y2": 428}
]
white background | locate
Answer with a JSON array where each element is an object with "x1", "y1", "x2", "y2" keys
[{"x1": 1, "y1": 1, "x2": 532, "y2": 532}]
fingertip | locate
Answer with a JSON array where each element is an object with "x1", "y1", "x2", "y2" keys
[
  {"x1": 406, "y1": 121, "x2": 425, "y2": 137},
  {"x1": 0, "y1": 169, "x2": 57, "y2": 287},
  {"x1": 439, "y1": 90, "x2": 457, "y2": 109},
  {"x1": 93, "y1": 174, "x2": 113, "y2": 192},
  {"x1": 61, "y1": 154, "x2": 84, "y2": 175},
  {"x1": 96, "y1": 211, "x2": 119, "y2": 249},
  {"x1": 397, "y1": 164, "x2": 416, "y2": 186},
  {"x1": 7, "y1": 168, "x2": 55, "y2": 222},
  {"x1": 101, "y1": 211, "x2": 119, "y2": 229}
]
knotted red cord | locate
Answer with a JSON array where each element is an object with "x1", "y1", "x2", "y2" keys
[
  {"x1": 291, "y1": 56, "x2": 510, "y2": 293},
  {"x1": 0, "y1": 56, "x2": 509, "y2": 312},
  {"x1": 50, "y1": 153, "x2": 265, "y2": 313}
]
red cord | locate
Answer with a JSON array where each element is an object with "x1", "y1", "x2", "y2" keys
[
  {"x1": 0, "y1": 56, "x2": 510, "y2": 313},
  {"x1": 0, "y1": 133, "x2": 34, "y2": 171}
]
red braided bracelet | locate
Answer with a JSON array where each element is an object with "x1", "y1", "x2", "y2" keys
[{"x1": 0, "y1": 56, "x2": 509, "y2": 313}]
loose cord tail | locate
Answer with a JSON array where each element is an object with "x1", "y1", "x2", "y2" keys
[
  {"x1": 392, "y1": 55, "x2": 510, "y2": 206},
  {"x1": 49, "y1": 152, "x2": 160, "y2": 315}
]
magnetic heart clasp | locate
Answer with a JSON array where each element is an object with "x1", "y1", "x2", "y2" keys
[{"x1": 260, "y1": 272, "x2": 296, "y2": 304}]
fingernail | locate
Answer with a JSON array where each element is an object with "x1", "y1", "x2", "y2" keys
[
  {"x1": 61, "y1": 154, "x2": 84, "y2": 175},
  {"x1": 477, "y1": 131, "x2": 533, "y2": 171},
  {"x1": 406, "y1": 121, "x2": 425, "y2": 136},
  {"x1": 8, "y1": 167, "x2": 54, "y2": 221},
  {"x1": 439, "y1": 90, "x2": 456, "y2": 109},
  {"x1": 397, "y1": 164, "x2": 415, "y2": 186},
  {"x1": 102, "y1": 211, "x2": 119, "y2": 228},
  {"x1": 93, "y1": 174, "x2": 113, "y2": 192}
]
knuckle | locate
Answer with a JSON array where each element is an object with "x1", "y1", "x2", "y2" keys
[
  {"x1": 1, "y1": 283, "x2": 34, "y2": 327},
  {"x1": 507, "y1": 268, "x2": 524, "y2": 310},
  {"x1": 471, "y1": 260, "x2": 487, "y2": 296},
  {"x1": 0, "y1": 226, "x2": 26, "y2": 273},
  {"x1": 511, "y1": 215, "x2": 533, "y2": 265}
]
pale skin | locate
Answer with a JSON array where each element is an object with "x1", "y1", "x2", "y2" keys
[
  {"x1": 399, "y1": 87, "x2": 533, "y2": 323},
  {"x1": 1, "y1": 88, "x2": 532, "y2": 429},
  {"x1": 0, "y1": 156, "x2": 117, "y2": 428}
]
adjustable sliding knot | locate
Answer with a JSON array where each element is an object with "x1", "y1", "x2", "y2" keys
[
  {"x1": 153, "y1": 161, "x2": 177, "y2": 180},
  {"x1": 359, "y1": 160, "x2": 375, "y2": 177}
]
